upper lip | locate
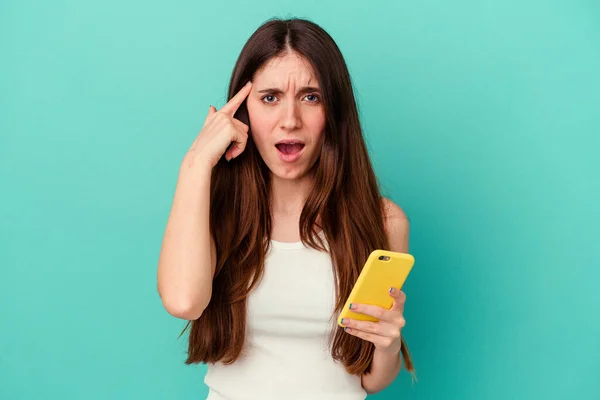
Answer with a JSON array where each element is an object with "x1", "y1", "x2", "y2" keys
[{"x1": 275, "y1": 139, "x2": 305, "y2": 145}]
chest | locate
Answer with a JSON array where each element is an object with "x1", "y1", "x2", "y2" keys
[{"x1": 246, "y1": 245, "x2": 337, "y2": 339}]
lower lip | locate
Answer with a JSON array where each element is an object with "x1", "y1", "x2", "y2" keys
[{"x1": 276, "y1": 145, "x2": 305, "y2": 163}]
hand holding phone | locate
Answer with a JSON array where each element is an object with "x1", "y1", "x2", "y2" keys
[{"x1": 338, "y1": 250, "x2": 414, "y2": 327}]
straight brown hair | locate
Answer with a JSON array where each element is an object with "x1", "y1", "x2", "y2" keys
[{"x1": 180, "y1": 17, "x2": 415, "y2": 379}]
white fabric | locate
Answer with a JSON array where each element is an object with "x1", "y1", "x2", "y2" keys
[{"x1": 204, "y1": 233, "x2": 366, "y2": 400}]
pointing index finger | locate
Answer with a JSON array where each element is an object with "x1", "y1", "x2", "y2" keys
[{"x1": 220, "y1": 81, "x2": 252, "y2": 117}]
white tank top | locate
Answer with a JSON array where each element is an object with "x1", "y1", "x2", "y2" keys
[{"x1": 204, "y1": 232, "x2": 367, "y2": 400}]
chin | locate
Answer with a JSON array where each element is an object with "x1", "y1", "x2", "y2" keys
[
  {"x1": 270, "y1": 165, "x2": 307, "y2": 181},
  {"x1": 266, "y1": 158, "x2": 317, "y2": 181}
]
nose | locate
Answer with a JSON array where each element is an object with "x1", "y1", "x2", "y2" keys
[{"x1": 279, "y1": 100, "x2": 302, "y2": 131}]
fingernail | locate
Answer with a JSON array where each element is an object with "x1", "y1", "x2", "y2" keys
[
  {"x1": 245, "y1": 81, "x2": 251, "y2": 86},
  {"x1": 341, "y1": 318, "x2": 345, "y2": 325},
  {"x1": 349, "y1": 303, "x2": 356, "y2": 310},
  {"x1": 389, "y1": 287, "x2": 396, "y2": 294}
]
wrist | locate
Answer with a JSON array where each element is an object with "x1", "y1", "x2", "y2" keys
[
  {"x1": 375, "y1": 336, "x2": 403, "y2": 355},
  {"x1": 374, "y1": 346, "x2": 401, "y2": 356},
  {"x1": 179, "y1": 153, "x2": 213, "y2": 179}
]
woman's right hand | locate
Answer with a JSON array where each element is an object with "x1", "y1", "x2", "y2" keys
[{"x1": 182, "y1": 81, "x2": 253, "y2": 172}]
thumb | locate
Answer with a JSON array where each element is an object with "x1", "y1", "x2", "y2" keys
[
  {"x1": 203, "y1": 105, "x2": 217, "y2": 128},
  {"x1": 389, "y1": 287, "x2": 406, "y2": 311}
]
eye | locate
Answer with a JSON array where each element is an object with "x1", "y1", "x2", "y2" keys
[
  {"x1": 305, "y1": 94, "x2": 320, "y2": 103},
  {"x1": 261, "y1": 95, "x2": 278, "y2": 104}
]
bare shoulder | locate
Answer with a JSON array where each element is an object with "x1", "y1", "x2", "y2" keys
[{"x1": 381, "y1": 197, "x2": 410, "y2": 253}]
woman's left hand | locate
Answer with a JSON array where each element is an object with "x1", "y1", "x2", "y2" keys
[{"x1": 341, "y1": 287, "x2": 406, "y2": 354}]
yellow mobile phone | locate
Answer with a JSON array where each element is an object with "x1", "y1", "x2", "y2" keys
[{"x1": 337, "y1": 249, "x2": 414, "y2": 327}]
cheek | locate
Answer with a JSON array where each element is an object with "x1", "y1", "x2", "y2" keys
[
  {"x1": 247, "y1": 101, "x2": 273, "y2": 144},
  {"x1": 306, "y1": 108, "x2": 326, "y2": 139}
]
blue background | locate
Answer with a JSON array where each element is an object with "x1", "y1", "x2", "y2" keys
[{"x1": 1, "y1": 0, "x2": 599, "y2": 398}]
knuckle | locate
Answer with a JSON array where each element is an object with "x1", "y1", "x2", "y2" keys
[
  {"x1": 397, "y1": 317, "x2": 406, "y2": 328},
  {"x1": 228, "y1": 124, "x2": 240, "y2": 136},
  {"x1": 374, "y1": 309, "x2": 385, "y2": 319},
  {"x1": 218, "y1": 113, "x2": 232, "y2": 125},
  {"x1": 236, "y1": 123, "x2": 248, "y2": 133}
]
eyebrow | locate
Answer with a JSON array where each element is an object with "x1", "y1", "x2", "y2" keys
[{"x1": 257, "y1": 86, "x2": 321, "y2": 95}]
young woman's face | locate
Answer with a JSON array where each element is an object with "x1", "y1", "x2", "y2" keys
[{"x1": 246, "y1": 52, "x2": 326, "y2": 181}]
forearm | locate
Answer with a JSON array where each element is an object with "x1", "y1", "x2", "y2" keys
[
  {"x1": 157, "y1": 163, "x2": 214, "y2": 319},
  {"x1": 361, "y1": 347, "x2": 402, "y2": 394}
]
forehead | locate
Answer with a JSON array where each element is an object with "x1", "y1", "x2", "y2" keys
[{"x1": 253, "y1": 52, "x2": 319, "y2": 87}]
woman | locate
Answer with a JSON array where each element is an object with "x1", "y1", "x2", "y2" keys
[{"x1": 157, "y1": 17, "x2": 415, "y2": 399}]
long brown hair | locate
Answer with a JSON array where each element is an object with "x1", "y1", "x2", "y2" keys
[{"x1": 181, "y1": 17, "x2": 415, "y2": 378}]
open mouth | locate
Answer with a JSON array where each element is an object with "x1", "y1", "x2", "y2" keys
[
  {"x1": 275, "y1": 143, "x2": 305, "y2": 155},
  {"x1": 275, "y1": 142, "x2": 305, "y2": 162}
]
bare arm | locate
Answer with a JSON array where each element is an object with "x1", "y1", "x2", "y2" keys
[
  {"x1": 157, "y1": 164, "x2": 216, "y2": 320},
  {"x1": 157, "y1": 82, "x2": 253, "y2": 320},
  {"x1": 361, "y1": 197, "x2": 410, "y2": 393}
]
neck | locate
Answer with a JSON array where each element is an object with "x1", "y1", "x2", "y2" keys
[{"x1": 270, "y1": 173, "x2": 313, "y2": 215}]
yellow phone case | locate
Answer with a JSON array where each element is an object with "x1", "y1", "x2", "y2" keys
[{"x1": 338, "y1": 249, "x2": 414, "y2": 327}]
